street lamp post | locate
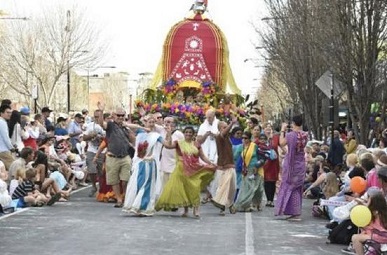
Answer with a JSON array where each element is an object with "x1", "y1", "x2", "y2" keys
[
  {"x1": 66, "y1": 10, "x2": 71, "y2": 113},
  {"x1": 67, "y1": 59, "x2": 71, "y2": 113},
  {"x1": 329, "y1": 72, "x2": 335, "y2": 144}
]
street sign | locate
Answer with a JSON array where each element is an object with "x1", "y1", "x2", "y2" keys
[
  {"x1": 31, "y1": 85, "x2": 38, "y2": 99},
  {"x1": 315, "y1": 70, "x2": 345, "y2": 98}
]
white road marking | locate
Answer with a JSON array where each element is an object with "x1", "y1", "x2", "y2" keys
[
  {"x1": 245, "y1": 212, "x2": 255, "y2": 255},
  {"x1": 0, "y1": 185, "x2": 91, "y2": 220},
  {"x1": 0, "y1": 208, "x2": 29, "y2": 221}
]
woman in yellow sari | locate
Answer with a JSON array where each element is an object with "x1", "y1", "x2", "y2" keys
[
  {"x1": 155, "y1": 126, "x2": 216, "y2": 217},
  {"x1": 233, "y1": 131, "x2": 269, "y2": 212}
]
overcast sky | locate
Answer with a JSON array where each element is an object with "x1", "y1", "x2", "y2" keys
[{"x1": 1, "y1": 0, "x2": 269, "y2": 94}]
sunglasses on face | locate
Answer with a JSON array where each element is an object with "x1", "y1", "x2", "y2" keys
[
  {"x1": 242, "y1": 137, "x2": 249, "y2": 139},
  {"x1": 156, "y1": 116, "x2": 162, "y2": 119},
  {"x1": 116, "y1": 114, "x2": 125, "y2": 117}
]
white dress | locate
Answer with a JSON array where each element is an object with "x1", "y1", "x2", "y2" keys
[{"x1": 122, "y1": 131, "x2": 162, "y2": 216}]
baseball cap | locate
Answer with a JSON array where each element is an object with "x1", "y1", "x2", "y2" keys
[
  {"x1": 57, "y1": 117, "x2": 67, "y2": 123},
  {"x1": 377, "y1": 155, "x2": 387, "y2": 167},
  {"x1": 20, "y1": 106, "x2": 30, "y2": 115},
  {"x1": 74, "y1": 113, "x2": 84, "y2": 118},
  {"x1": 55, "y1": 135, "x2": 70, "y2": 142},
  {"x1": 378, "y1": 166, "x2": 387, "y2": 178},
  {"x1": 41, "y1": 107, "x2": 53, "y2": 113}
]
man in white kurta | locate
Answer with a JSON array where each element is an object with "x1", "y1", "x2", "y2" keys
[{"x1": 197, "y1": 109, "x2": 219, "y2": 201}]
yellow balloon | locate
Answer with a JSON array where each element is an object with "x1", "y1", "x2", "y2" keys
[{"x1": 350, "y1": 205, "x2": 372, "y2": 227}]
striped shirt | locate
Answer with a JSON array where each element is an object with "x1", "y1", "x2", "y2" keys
[{"x1": 12, "y1": 180, "x2": 35, "y2": 199}]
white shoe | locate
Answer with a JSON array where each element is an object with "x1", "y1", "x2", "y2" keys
[{"x1": 341, "y1": 243, "x2": 355, "y2": 255}]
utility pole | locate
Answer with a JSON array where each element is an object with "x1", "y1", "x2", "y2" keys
[{"x1": 329, "y1": 71, "x2": 335, "y2": 144}]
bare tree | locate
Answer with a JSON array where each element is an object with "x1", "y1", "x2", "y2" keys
[
  {"x1": 259, "y1": 0, "x2": 387, "y2": 144},
  {"x1": 259, "y1": 0, "x2": 329, "y2": 139},
  {"x1": 322, "y1": 0, "x2": 387, "y2": 144},
  {"x1": 257, "y1": 66, "x2": 293, "y2": 124},
  {"x1": 0, "y1": 4, "x2": 108, "y2": 111}
]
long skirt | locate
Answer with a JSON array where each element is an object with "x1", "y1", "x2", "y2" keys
[
  {"x1": 211, "y1": 168, "x2": 237, "y2": 208},
  {"x1": 155, "y1": 159, "x2": 214, "y2": 211},
  {"x1": 234, "y1": 171, "x2": 264, "y2": 212},
  {"x1": 122, "y1": 158, "x2": 158, "y2": 216}
]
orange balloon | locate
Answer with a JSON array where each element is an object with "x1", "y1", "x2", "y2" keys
[{"x1": 350, "y1": 176, "x2": 367, "y2": 193}]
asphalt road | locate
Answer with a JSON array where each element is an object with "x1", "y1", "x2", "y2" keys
[{"x1": 0, "y1": 186, "x2": 346, "y2": 255}]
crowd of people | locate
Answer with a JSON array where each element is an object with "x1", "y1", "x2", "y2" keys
[
  {"x1": 0, "y1": 99, "x2": 281, "y2": 218},
  {"x1": 2, "y1": 97, "x2": 387, "y2": 254}
]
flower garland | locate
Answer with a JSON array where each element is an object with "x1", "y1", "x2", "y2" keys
[
  {"x1": 134, "y1": 101, "x2": 247, "y2": 126},
  {"x1": 135, "y1": 79, "x2": 247, "y2": 126},
  {"x1": 137, "y1": 140, "x2": 149, "y2": 158},
  {"x1": 201, "y1": 81, "x2": 219, "y2": 98},
  {"x1": 160, "y1": 79, "x2": 178, "y2": 99}
]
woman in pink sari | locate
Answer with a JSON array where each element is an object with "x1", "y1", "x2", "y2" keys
[{"x1": 275, "y1": 115, "x2": 308, "y2": 221}]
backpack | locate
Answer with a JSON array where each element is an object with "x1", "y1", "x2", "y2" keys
[
  {"x1": 327, "y1": 219, "x2": 359, "y2": 245},
  {"x1": 312, "y1": 200, "x2": 329, "y2": 219}
]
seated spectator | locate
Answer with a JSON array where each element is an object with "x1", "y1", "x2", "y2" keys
[
  {"x1": 54, "y1": 117, "x2": 68, "y2": 136},
  {"x1": 351, "y1": 192, "x2": 387, "y2": 255},
  {"x1": 32, "y1": 150, "x2": 71, "y2": 201},
  {"x1": 8, "y1": 146, "x2": 35, "y2": 180},
  {"x1": 304, "y1": 155, "x2": 325, "y2": 191},
  {"x1": 11, "y1": 168, "x2": 49, "y2": 207},
  {"x1": 342, "y1": 153, "x2": 359, "y2": 184},
  {"x1": 0, "y1": 161, "x2": 12, "y2": 209},
  {"x1": 303, "y1": 163, "x2": 330, "y2": 199},
  {"x1": 9, "y1": 168, "x2": 26, "y2": 197},
  {"x1": 322, "y1": 172, "x2": 340, "y2": 199},
  {"x1": 367, "y1": 155, "x2": 387, "y2": 189}
]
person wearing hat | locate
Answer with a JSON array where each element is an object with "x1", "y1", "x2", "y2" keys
[
  {"x1": 41, "y1": 107, "x2": 54, "y2": 130},
  {"x1": 367, "y1": 154, "x2": 387, "y2": 189},
  {"x1": 19, "y1": 106, "x2": 30, "y2": 116},
  {"x1": 54, "y1": 117, "x2": 68, "y2": 136},
  {"x1": 67, "y1": 113, "x2": 84, "y2": 149}
]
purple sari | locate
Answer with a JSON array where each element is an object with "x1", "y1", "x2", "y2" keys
[{"x1": 275, "y1": 130, "x2": 308, "y2": 216}]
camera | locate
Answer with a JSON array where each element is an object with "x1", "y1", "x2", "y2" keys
[{"x1": 11, "y1": 146, "x2": 19, "y2": 157}]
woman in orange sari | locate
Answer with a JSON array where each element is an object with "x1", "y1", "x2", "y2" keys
[{"x1": 93, "y1": 139, "x2": 116, "y2": 202}]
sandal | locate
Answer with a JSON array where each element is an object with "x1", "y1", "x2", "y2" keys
[
  {"x1": 114, "y1": 203, "x2": 123, "y2": 208},
  {"x1": 193, "y1": 207, "x2": 200, "y2": 218},
  {"x1": 210, "y1": 199, "x2": 226, "y2": 211},
  {"x1": 201, "y1": 197, "x2": 211, "y2": 204},
  {"x1": 47, "y1": 193, "x2": 61, "y2": 206},
  {"x1": 286, "y1": 215, "x2": 302, "y2": 222},
  {"x1": 229, "y1": 205, "x2": 237, "y2": 214}
]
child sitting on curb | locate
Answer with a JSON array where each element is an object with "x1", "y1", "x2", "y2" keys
[{"x1": 11, "y1": 168, "x2": 58, "y2": 207}]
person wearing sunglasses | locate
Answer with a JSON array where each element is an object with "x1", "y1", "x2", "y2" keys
[{"x1": 96, "y1": 103, "x2": 142, "y2": 208}]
